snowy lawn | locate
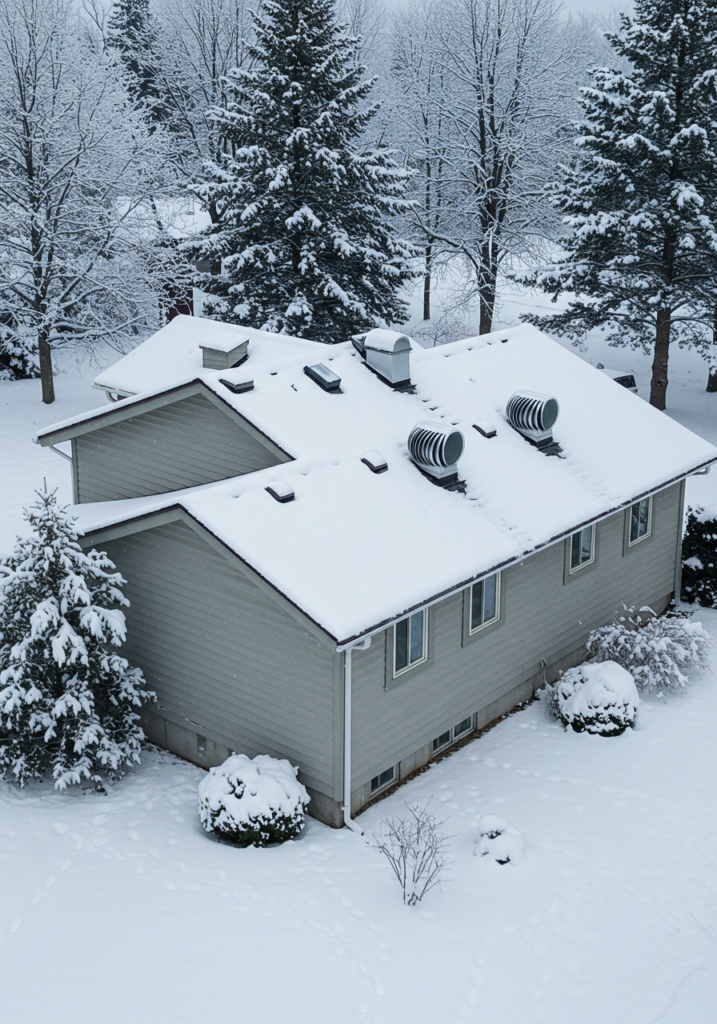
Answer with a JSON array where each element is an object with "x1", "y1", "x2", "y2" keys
[
  {"x1": 1, "y1": 640, "x2": 716, "y2": 1024},
  {"x1": 2, "y1": 339, "x2": 717, "y2": 1023}
]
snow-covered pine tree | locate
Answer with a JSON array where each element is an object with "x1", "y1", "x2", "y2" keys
[
  {"x1": 518, "y1": 0, "x2": 717, "y2": 410},
  {"x1": 190, "y1": 0, "x2": 415, "y2": 343},
  {"x1": 0, "y1": 488, "x2": 154, "y2": 789},
  {"x1": 107, "y1": 0, "x2": 165, "y2": 120}
]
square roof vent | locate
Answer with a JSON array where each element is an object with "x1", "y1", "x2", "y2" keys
[
  {"x1": 361, "y1": 451, "x2": 388, "y2": 474},
  {"x1": 266, "y1": 482, "x2": 295, "y2": 503},
  {"x1": 220, "y1": 378, "x2": 254, "y2": 394},
  {"x1": 200, "y1": 330, "x2": 249, "y2": 370},
  {"x1": 303, "y1": 363, "x2": 341, "y2": 392}
]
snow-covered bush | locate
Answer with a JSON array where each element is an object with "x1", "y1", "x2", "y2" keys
[
  {"x1": 0, "y1": 488, "x2": 154, "y2": 788},
  {"x1": 197, "y1": 754, "x2": 310, "y2": 847},
  {"x1": 586, "y1": 606, "x2": 710, "y2": 692},
  {"x1": 545, "y1": 661, "x2": 639, "y2": 736},
  {"x1": 474, "y1": 814, "x2": 525, "y2": 865},
  {"x1": 681, "y1": 507, "x2": 717, "y2": 607},
  {"x1": 374, "y1": 802, "x2": 450, "y2": 905}
]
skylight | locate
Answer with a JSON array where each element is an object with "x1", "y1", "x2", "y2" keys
[{"x1": 303, "y1": 363, "x2": 341, "y2": 392}]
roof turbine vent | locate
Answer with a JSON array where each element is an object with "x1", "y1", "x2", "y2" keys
[
  {"x1": 408, "y1": 421, "x2": 465, "y2": 486},
  {"x1": 506, "y1": 391, "x2": 562, "y2": 455}
]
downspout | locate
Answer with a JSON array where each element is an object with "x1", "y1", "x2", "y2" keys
[{"x1": 343, "y1": 636, "x2": 371, "y2": 835}]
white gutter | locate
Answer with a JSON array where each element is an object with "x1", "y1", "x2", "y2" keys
[
  {"x1": 342, "y1": 635, "x2": 372, "y2": 835},
  {"x1": 334, "y1": 464, "x2": 717, "y2": 653}
]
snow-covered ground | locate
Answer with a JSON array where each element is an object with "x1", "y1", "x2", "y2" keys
[{"x1": 1, "y1": 315, "x2": 717, "y2": 1023}]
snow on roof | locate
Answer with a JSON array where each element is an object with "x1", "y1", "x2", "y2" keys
[
  {"x1": 59, "y1": 323, "x2": 717, "y2": 645},
  {"x1": 92, "y1": 314, "x2": 324, "y2": 396}
]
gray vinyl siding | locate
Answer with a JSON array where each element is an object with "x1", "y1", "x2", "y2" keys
[
  {"x1": 100, "y1": 520, "x2": 341, "y2": 798},
  {"x1": 75, "y1": 393, "x2": 284, "y2": 502},
  {"x1": 350, "y1": 483, "x2": 682, "y2": 790}
]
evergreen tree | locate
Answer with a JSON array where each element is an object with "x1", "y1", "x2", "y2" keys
[
  {"x1": 190, "y1": 0, "x2": 415, "y2": 343},
  {"x1": 0, "y1": 489, "x2": 154, "y2": 789},
  {"x1": 107, "y1": 0, "x2": 165, "y2": 120},
  {"x1": 519, "y1": 0, "x2": 717, "y2": 410}
]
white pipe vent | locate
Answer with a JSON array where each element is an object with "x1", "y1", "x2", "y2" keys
[
  {"x1": 408, "y1": 421, "x2": 464, "y2": 484},
  {"x1": 506, "y1": 391, "x2": 562, "y2": 455}
]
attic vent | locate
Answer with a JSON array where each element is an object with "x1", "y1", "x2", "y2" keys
[
  {"x1": 303, "y1": 362, "x2": 341, "y2": 392},
  {"x1": 200, "y1": 333, "x2": 249, "y2": 370},
  {"x1": 363, "y1": 329, "x2": 411, "y2": 389},
  {"x1": 220, "y1": 378, "x2": 254, "y2": 394},
  {"x1": 361, "y1": 451, "x2": 388, "y2": 474},
  {"x1": 266, "y1": 483, "x2": 295, "y2": 503},
  {"x1": 473, "y1": 419, "x2": 497, "y2": 439},
  {"x1": 408, "y1": 421, "x2": 464, "y2": 486},
  {"x1": 506, "y1": 391, "x2": 562, "y2": 456}
]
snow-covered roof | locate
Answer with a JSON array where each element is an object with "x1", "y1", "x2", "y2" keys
[
  {"x1": 45, "y1": 323, "x2": 717, "y2": 646},
  {"x1": 92, "y1": 314, "x2": 324, "y2": 396}
]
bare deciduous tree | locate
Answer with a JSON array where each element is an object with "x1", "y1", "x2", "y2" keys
[
  {"x1": 0, "y1": 0, "x2": 177, "y2": 402},
  {"x1": 374, "y1": 803, "x2": 450, "y2": 906}
]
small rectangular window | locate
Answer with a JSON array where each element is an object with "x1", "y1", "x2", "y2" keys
[
  {"x1": 470, "y1": 573, "x2": 500, "y2": 633},
  {"x1": 394, "y1": 609, "x2": 427, "y2": 675},
  {"x1": 370, "y1": 765, "x2": 396, "y2": 793},
  {"x1": 569, "y1": 524, "x2": 595, "y2": 572},
  {"x1": 432, "y1": 730, "x2": 451, "y2": 752},
  {"x1": 454, "y1": 716, "x2": 472, "y2": 738},
  {"x1": 628, "y1": 497, "x2": 652, "y2": 545}
]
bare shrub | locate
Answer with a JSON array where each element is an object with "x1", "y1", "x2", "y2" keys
[{"x1": 373, "y1": 802, "x2": 450, "y2": 906}]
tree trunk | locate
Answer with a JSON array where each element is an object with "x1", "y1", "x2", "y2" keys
[
  {"x1": 706, "y1": 308, "x2": 717, "y2": 392},
  {"x1": 479, "y1": 283, "x2": 495, "y2": 335},
  {"x1": 423, "y1": 243, "x2": 432, "y2": 321},
  {"x1": 39, "y1": 334, "x2": 55, "y2": 405},
  {"x1": 649, "y1": 309, "x2": 671, "y2": 410}
]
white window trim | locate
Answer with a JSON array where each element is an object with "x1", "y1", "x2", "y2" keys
[
  {"x1": 393, "y1": 609, "x2": 428, "y2": 678},
  {"x1": 568, "y1": 524, "x2": 596, "y2": 574},
  {"x1": 627, "y1": 495, "x2": 653, "y2": 547},
  {"x1": 468, "y1": 572, "x2": 502, "y2": 636},
  {"x1": 370, "y1": 764, "x2": 397, "y2": 795}
]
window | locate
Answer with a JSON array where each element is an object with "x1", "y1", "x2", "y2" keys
[
  {"x1": 470, "y1": 573, "x2": 500, "y2": 633},
  {"x1": 628, "y1": 497, "x2": 652, "y2": 546},
  {"x1": 394, "y1": 609, "x2": 427, "y2": 675},
  {"x1": 433, "y1": 730, "x2": 451, "y2": 752},
  {"x1": 454, "y1": 716, "x2": 472, "y2": 738},
  {"x1": 569, "y1": 524, "x2": 595, "y2": 572},
  {"x1": 370, "y1": 765, "x2": 396, "y2": 794}
]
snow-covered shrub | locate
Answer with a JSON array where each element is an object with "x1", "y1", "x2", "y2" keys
[
  {"x1": 681, "y1": 507, "x2": 717, "y2": 607},
  {"x1": 474, "y1": 814, "x2": 525, "y2": 865},
  {"x1": 374, "y1": 802, "x2": 450, "y2": 905},
  {"x1": 0, "y1": 488, "x2": 154, "y2": 788},
  {"x1": 586, "y1": 606, "x2": 710, "y2": 692},
  {"x1": 197, "y1": 754, "x2": 310, "y2": 847},
  {"x1": 545, "y1": 661, "x2": 639, "y2": 736}
]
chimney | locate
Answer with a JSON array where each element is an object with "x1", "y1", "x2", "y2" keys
[{"x1": 363, "y1": 329, "x2": 412, "y2": 388}]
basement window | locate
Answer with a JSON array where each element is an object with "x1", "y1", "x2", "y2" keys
[
  {"x1": 370, "y1": 765, "x2": 396, "y2": 794},
  {"x1": 470, "y1": 573, "x2": 500, "y2": 633},
  {"x1": 628, "y1": 496, "x2": 652, "y2": 546},
  {"x1": 394, "y1": 610, "x2": 427, "y2": 676},
  {"x1": 432, "y1": 730, "x2": 451, "y2": 752},
  {"x1": 454, "y1": 716, "x2": 472, "y2": 738},
  {"x1": 569, "y1": 525, "x2": 595, "y2": 572}
]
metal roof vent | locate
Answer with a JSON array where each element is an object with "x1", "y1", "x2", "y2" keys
[
  {"x1": 200, "y1": 331, "x2": 249, "y2": 370},
  {"x1": 408, "y1": 421, "x2": 464, "y2": 486},
  {"x1": 506, "y1": 391, "x2": 562, "y2": 455},
  {"x1": 363, "y1": 329, "x2": 411, "y2": 388},
  {"x1": 303, "y1": 362, "x2": 341, "y2": 392},
  {"x1": 266, "y1": 482, "x2": 295, "y2": 503}
]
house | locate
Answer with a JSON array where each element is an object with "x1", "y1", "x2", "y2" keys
[{"x1": 36, "y1": 315, "x2": 717, "y2": 827}]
